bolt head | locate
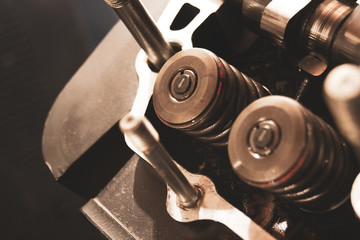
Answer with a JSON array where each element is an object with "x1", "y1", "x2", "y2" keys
[
  {"x1": 170, "y1": 69, "x2": 197, "y2": 101},
  {"x1": 248, "y1": 120, "x2": 280, "y2": 157},
  {"x1": 173, "y1": 74, "x2": 191, "y2": 94}
]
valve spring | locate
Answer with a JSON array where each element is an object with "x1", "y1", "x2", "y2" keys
[
  {"x1": 228, "y1": 96, "x2": 356, "y2": 212},
  {"x1": 153, "y1": 48, "x2": 270, "y2": 147}
]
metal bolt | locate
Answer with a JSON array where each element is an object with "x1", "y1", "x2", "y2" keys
[
  {"x1": 248, "y1": 120, "x2": 280, "y2": 157},
  {"x1": 253, "y1": 127, "x2": 274, "y2": 149},
  {"x1": 173, "y1": 74, "x2": 191, "y2": 94},
  {"x1": 170, "y1": 69, "x2": 197, "y2": 101}
]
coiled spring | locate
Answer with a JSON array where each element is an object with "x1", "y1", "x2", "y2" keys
[
  {"x1": 228, "y1": 96, "x2": 356, "y2": 212},
  {"x1": 153, "y1": 48, "x2": 270, "y2": 147}
]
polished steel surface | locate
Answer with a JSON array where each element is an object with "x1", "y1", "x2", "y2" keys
[
  {"x1": 229, "y1": 96, "x2": 307, "y2": 183},
  {"x1": 242, "y1": 0, "x2": 271, "y2": 32},
  {"x1": 153, "y1": 48, "x2": 270, "y2": 147},
  {"x1": 306, "y1": 0, "x2": 352, "y2": 61},
  {"x1": 228, "y1": 96, "x2": 355, "y2": 212},
  {"x1": 42, "y1": 0, "x2": 223, "y2": 180},
  {"x1": 248, "y1": 119, "x2": 280, "y2": 157},
  {"x1": 166, "y1": 162, "x2": 276, "y2": 240},
  {"x1": 324, "y1": 64, "x2": 360, "y2": 162},
  {"x1": 260, "y1": 0, "x2": 311, "y2": 46},
  {"x1": 82, "y1": 155, "x2": 244, "y2": 239},
  {"x1": 331, "y1": 5, "x2": 360, "y2": 65},
  {"x1": 153, "y1": 49, "x2": 219, "y2": 125},
  {"x1": 243, "y1": 0, "x2": 359, "y2": 74},
  {"x1": 104, "y1": 0, "x2": 129, "y2": 8},
  {"x1": 41, "y1": 0, "x2": 360, "y2": 238},
  {"x1": 119, "y1": 114, "x2": 275, "y2": 238},
  {"x1": 130, "y1": 0, "x2": 224, "y2": 117},
  {"x1": 107, "y1": 0, "x2": 175, "y2": 70},
  {"x1": 297, "y1": 54, "x2": 328, "y2": 76},
  {"x1": 170, "y1": 69, "x2": 197, "y2": 101},
  {"x1": 120, "y1": 114, "x2": 199, "y2": 207}
]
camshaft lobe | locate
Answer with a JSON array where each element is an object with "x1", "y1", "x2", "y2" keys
[
  {"x1": 153, "y1": 48, "x2": 270, "y2": 147},
  {"x1": 228, "y1": 96, "x2": 356, "y2": 212}
]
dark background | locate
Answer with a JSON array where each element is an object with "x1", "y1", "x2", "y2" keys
[{"x1": 0, "y1": 0, "x2": 118, "y2": 239}]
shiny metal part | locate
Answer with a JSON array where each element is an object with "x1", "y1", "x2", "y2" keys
[
  {"x1": 170, "y1": 69, "x2": 197, "y2": 101},
  {"x1": 130, "y1": 0, "x2": 224, "y2": 117},
  {"x1": 242, "y1": 0, "x2": 359, "y2": 74},
  {"x1": 42, "y1": 0, "x2": 224, "y2": 180},
  {"x1": 105, "y1": 0, "x2": 175, "y2": 70},
  {"x1": 248, "y1": 119, "x2": 280, "y2": 157},
  {"x1": 324, "y1": 64, "x2": 360, "y2": 162},
  {"x1": 297, "y1": 54, "x2": 328, "y2": 76},
  {"x1": 242, "y1": 0, "x2": 271, "y2": 32},
  {"x1": 306, "y1": 0, "x2": 353, "y2": 61},
  {"x1": 228, "y1": 96, "x2": 355, "y2": 212},
  {"x1": 82, "y1": 155, "x2": 238, "y2": 239},
  {"x1": 351, "y1": 173, "x2": 360, "y2": 219},
  {"x1": 120, "y1": 114, "x2": 275, "y2": 239},
  {"x1": 260, "y1": 0, "x2": 311, "y2": 46},
  {"x1": 120, "y1": 114, "x2": 199, "y2": 208},
  {"x1": 153, "y1": 48, "x2": 270, "y2": 147},
  {"x1": 166, "y1": 162, "x2": 276, "y2": 240},
  {"x1": 104, "y1": 0, "x2": 128, "y2": 8},
  {"x1": 331, "y1": 5, "x2": 360, "y2": 65}
]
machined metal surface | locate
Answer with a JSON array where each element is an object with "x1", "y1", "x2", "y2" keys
[
  {"x1": 41, "y1": 0, "x2": 360, "y2": 238},
  {"x1": 120, "y1": 114, "x2": 199, "y2": 208},
  {"x1": 154, "y1": 48, "x2": 220, "y2": 125},
  {"x1": 166, "y1": 162, "x2": 276, "y2": 240},
  {"x1": 118, "y1": 114, "x2": 275, "y2": 239},
  {"x1": 324, "y1": 64, "x2": 360, "y2": 162},
  {"x1": 153, "y1": 48, "x2": 270, "y2": 147},
  {"x1": 242, "y1": 0, "x2": 359, "y2": 75},
  {"x1": 170, "y1": 69, "x2": 197, "y2": 101},
  {"x1": 130, "y1": 0, "x2": 224, "y2": 117},
  {"x1": 260, "y1": 0, "x2": 311, "y2": 46},
  {"x1": 82, "y1": 155, "x2": 242, "y2": 240},
  {"x1": 105, "y1": 0, "x2": 175, "y2": 71},
  {"x1": 228, "y1": 96, "x2": 355, "y2": 212},
  {"x1": 331, "y1": 5, "x2": 360, "y2": 65},
  {"x1": 305, "y1": 0, "x2": 353, "y2": 62},
  {"x1": 229, "y1": 96, "x2": 307, "y2": 183},
  {"x1": 242, "y1": 0, "x2": 271, "y2": 32},
  {"x1": 42, "y1": 0, "x2": 224, "y2": 180},
  {"x1": 248, "y1": 119, "x2": 280, "y2": 157}
]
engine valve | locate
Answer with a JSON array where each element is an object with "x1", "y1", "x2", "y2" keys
[
  {"x1": 153, "y1": 48, "x2": 270, "y2": 147},
  {"x1": 228, "y1": 95, "x2": 356, "y2": 212}
]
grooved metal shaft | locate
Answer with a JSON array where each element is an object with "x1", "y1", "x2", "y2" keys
[
  {"x1": 104, "y1": 0, "x2": 174, "y2": 71},
  {"x1": 120, "y1": 114, "x2": 199, "y2": 208}
]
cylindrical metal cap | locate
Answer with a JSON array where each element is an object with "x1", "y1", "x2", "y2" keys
[
  {"x1": 153, "y1": 48, "x2": 220, "y2": 127},
  {"x1": 228, "y1": 96, "x2": 306, "y2": 184}
]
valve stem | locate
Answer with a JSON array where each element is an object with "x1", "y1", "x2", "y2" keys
[
  {"x1": 104, "y1": 0, "x2": 175, "y2": 71},
  {"x1": 120, "y1": 114, "x2": 199, "y2": 208}
]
